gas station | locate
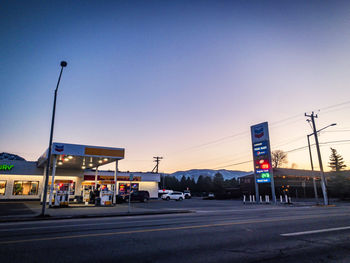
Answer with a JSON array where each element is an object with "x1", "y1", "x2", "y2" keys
[{"x1": 37, "y1": 142, "x2": 125, "y2": 207}]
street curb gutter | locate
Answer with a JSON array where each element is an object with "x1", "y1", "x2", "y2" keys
[{"x1": 0, "y1": 210, "x2": 193, "y2": 224}]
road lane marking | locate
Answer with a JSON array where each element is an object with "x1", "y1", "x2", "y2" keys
[
  {"x1": 281, "y1": 226, "x2": 350, "y2": 237},
  {"x1": 0, "y1": 213, "x2": 349, "y2": 245},
  {"x1": 0, "y1": 211, "x2": 343, "y2": 232}
]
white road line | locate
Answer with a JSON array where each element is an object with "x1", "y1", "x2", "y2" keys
[
  {"x1": 195, "y1": 207, "x2": 296, "y2": 213},
  {"x1": 281, "y1": 226, "x2": 350, "y2": 237}
]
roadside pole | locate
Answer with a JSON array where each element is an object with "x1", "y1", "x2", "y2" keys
[
  {"x1": 267, "y1": 139, "x2": 277, "y2": 204},
  {"x1": 254, "y1": 173, "x2": 259, "y2": 204},
  {"x1": 307, "y1": 134, "x2": 319, "y2": 203},
  {"x1": 41, "y1": 61, "x2": 67, "y2": 216},
  {"x1": 305, "y1": 112, "x2": 328, "y2": 205},
  {"x1": 128, "y1": 174, "x2": 133, "y2": 213}
]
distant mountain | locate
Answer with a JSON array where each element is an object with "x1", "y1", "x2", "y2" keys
[
  {"x1": 0, "y1": 152, "x2": 26, "y2": 161},
  {"x1": 168, "y1": 169, "x2": 253, "y2": 182}
]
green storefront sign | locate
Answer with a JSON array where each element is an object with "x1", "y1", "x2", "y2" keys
[{"x1": 0, "y1": 165, "x2": 14, "y2": 171}]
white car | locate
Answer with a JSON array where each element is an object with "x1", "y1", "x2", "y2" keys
[
  {"x1": 162, "y1": 192, "x2": 185, "y2": 201},
  {"x1": 184, "y1": 190, "x2": 191, "y2": 199}
]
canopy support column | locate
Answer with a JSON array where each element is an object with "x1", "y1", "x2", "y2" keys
[
  {"x1": 40, "y1": 164, "x2": 47, "y2": 203},
  {"x1": 113, "y1": 160, "x2": 118, "y2": 205},
  {"x1": 94, "y1": 166, "x2": 99, "y2": 189},
  {"x1": 49, "y1": 155, "x2": 57, "y2": 207}
]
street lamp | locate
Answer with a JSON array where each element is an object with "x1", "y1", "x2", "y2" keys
[
  {"x1": 41, "y1": 61, "x2": 68, "y2": 216},
  {"x1": 307, "y1": 122, "x2": 336, "y2": 204}
]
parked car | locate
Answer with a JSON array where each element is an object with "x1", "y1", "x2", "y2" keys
[
  {"x1": 118, "y1": 191, "x2": 150, "y2": 203},
  {"x1": 184, "y1": 190, "x2": 191, "y2": 199},
  {"x1": 162, "y1": 191, "x2": 185, "y2": 201},
  {"x1": 130, "y1": 190, "x2": 150, "y2": 202},
  {"x1": 158, "y1": 189, "x2": 173, "y2": 198},
  {"x1": 203, "y1": 192, "x2": 215, "y2": 200}
]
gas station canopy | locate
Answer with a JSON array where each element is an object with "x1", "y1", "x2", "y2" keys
[{"x1": 37, "y1": 142, "x2": 125, "y2": 169}]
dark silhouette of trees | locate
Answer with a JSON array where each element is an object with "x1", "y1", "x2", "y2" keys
[
  {"x1": 328, "y1": 173, "x2": 350, "y2": 199},
  {"x1": 213, "y1": 173, "x2": 225, "y2": 194},
  {"x1": 161, "y1": 173, "x2": 239, "y2": 196}
]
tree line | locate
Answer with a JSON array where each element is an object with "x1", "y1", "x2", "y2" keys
[{"x1": 160, "y1": 173, "x2": 239, "y2": 195}]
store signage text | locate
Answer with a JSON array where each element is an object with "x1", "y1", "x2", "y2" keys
[{"x1": 0, "y1": 165, "x2": 14, "y2": 171}]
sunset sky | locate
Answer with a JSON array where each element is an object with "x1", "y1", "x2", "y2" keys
[{"x1": 1, "y1": 0, "x2": 350, "y2": 173}]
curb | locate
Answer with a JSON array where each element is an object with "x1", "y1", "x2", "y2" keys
[{"x1": 0, "y1": 210, "x2": 193, "y2": 223}]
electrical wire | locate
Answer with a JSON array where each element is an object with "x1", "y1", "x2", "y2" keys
[
  {"x1": 163, "y1": 100, "x2": 350, "y2": 170},
  {"x1": 211, "y1": 140, "x2": 350, "y2": 170}
]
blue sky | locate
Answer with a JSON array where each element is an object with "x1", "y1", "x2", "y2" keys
[{"x1": 1, "y1": 0, "x2": 350, "y2": 172}]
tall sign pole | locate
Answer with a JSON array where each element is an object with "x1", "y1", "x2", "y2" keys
[
  {"x1": 41, "y1": 61, "x2": 67, "y2": 216},
  {"x1": 251, "y1": 122, "x2": 276, "y2": 204}
]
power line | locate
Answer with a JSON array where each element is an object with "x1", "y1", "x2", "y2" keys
[
  {"x1": 320, "y1": 100, "x2": 350, "y2": 111},
  {"x1": 166, "y1": 100, "x2": 350, "y2": 158},
  {"x1": 211, "y1": 140, "x2": 350, "y2": 170},
  {"x1": 162, "y1": 100, "x2": 350, "y2": 171},
  {"x1": 211, "y1": 160, "x2": 253, "y2": 170},
  {"x1": 322, "y1": 130, "x2": 350, "y2": 133}
]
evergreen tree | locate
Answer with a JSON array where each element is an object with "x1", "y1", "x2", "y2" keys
[
  {"x1": 224, "y1": 178, "x2": 239, "y2": 188},
  {"x1": 180, "y1": 175, "x2": 187, "y2": 190},
  {"x1": 165, "y1": 176, "x2": 180, "y2": 190},
  {"x1": 196, "y1": 175, "x2": 205, "y2": 193},
  {"x1": 328, "y1": 148, "x2": 347, "y2": 172},
  {"x1": 185, "y1": 177, "x2": 194, "y2": 191},
  {"x1": 190, "y1": 178, "x2": 196, "y2": 191},
  {"x1": 203, "y1": 176, "x2": 213, "y2": 193},
  {"x1": 213, "y1": 173, "x2": 225, "y2": 193}
]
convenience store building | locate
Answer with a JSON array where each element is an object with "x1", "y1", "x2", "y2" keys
[{"x1": 0, "y1": 143, "x2": 160, "y2": 200}]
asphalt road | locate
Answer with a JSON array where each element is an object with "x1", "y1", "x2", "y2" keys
[{"x1": 1, "y1": 202, "x2": 350, "y2": 263}]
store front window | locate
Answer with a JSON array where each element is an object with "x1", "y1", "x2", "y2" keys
[
  {"x1": 119, "y1": 183, "x2": 139, "y2": 196},
  {"x1": 0, "y1": 181, "x2": 6, "y2": 195},
  {"x1": 13, "y1": 181, "x2": 39, "y2": 195}
]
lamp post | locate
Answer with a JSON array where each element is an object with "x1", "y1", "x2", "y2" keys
[
  {"x1": 306, "y1": 120, "x2": 336, "y2": 205},
  {"x1": 41, "y1": 61, "x2": 68, "y2": 216}
]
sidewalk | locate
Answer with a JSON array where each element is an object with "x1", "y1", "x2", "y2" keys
[{"x1": 0, "y1": 201, "x2": 192, "y2": 223}]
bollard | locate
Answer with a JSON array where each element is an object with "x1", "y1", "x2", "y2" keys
[
  {"x1": 253, "y1": 195, "x2": 256, "y2": 203},
  {"x1": 265, "y1": 195, "x2": 269, "y2": 203},
  {"x1": 243, "y1": 195, "x2": 246, "y2": 203},
  {"x1": 259, "y1": 196, "x2": 262, "y2": 203},
  {"x1": 280, "y1": 195, "x2": 283, "y2": 203},
  {"x1": 249, "y1": 195, "x2": 252, "y2": 203},
  {"x1": 285, "y1": 195, "x2": 288, "y2": 203},
  {"x1": 288, "y1": 197, "x2": 292, "y2": 204}
]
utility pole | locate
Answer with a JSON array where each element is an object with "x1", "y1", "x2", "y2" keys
[
  {"x1": 151, "y1": 156, "x2": 163, "y2": 173},
  {"x1": 305, "y1": 112, "x2": 328, "y2": 205},
  {"x1": 307, "y1": 133, "x2": 318, "y2": 203}
]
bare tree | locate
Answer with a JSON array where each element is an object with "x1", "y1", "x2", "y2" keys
[{"x1": 272, "y1": 150, "x2": 288, "y2": 168}]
